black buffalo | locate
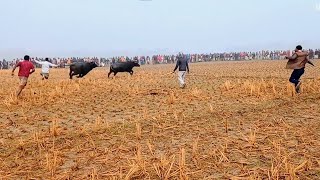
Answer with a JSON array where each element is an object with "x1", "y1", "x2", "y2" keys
[
  {"x1": 108, "y1": 61, "x2": 140, "y2": 78},
  {"x1": 69, "y1": 62, "x2": 98, "y2": 79}
]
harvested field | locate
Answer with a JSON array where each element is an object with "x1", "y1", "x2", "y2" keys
[{"x1": 1, "y1": 60, "x2": 320, "y2": 179}]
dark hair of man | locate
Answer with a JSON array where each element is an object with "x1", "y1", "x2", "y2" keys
[
  {"x1": 24, "y1": 55, "x2": 30, "y2": 61},
  {"x1": 296, "y1": 45, "x2": 303, "y2": 50}
]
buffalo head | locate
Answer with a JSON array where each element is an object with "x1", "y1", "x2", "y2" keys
[
  {"x1": 132, "y1": 61, "x2": 140, "y2": 67},
  {"x1": 89, "y1": 62, "x2": 98, "y2": 69}
]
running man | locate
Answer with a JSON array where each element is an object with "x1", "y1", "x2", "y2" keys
[
  {"x1": 285, "y1": 45, "x2": 315, "y2": 93},
  {"x1": 11, "y1": 55, "x2": 35, "y2": 96},
  {"x1": 172, "y1": 53, "x2": 190, "y2": 88},
  {"x1": 33, "y1": 58, "x2": 58, "y2": 80}
]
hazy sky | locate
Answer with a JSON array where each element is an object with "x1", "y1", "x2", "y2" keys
[{"x1": 0, "y1": 0, "x2": 319, "y2": 58}]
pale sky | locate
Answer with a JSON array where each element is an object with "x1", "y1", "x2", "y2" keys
[{"x1": 0, "y1": 0, "x2": 319, "y2": 59}]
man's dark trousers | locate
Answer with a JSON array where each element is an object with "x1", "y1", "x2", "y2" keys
[{"x1": 289, "y1": 68, "x2": 305, "y2": 86}]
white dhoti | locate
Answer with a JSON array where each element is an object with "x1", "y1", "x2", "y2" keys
[{"x1": 178, "y1": 71, "x2": 186, "y2": 88}]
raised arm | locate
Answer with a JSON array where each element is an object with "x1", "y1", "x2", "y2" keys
[
  {"x1": 34, "y1": 60, "x2": 44, "y2": 65},
  {"x1": 285, "y1": 53, "x2": 298, "y2": 60},
  {"x1": 49, "y1": 63, "x2": 58, "y2": 67}
]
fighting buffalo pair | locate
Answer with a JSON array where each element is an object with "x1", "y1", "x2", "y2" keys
[{"x1": 69, "y1": 61, "x2": 140, "y2": 79}]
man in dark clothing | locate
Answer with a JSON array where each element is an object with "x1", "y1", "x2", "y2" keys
[
  {"x1": 172, "y1": 53, "x2": 189, "y2": 88},
  {"x1": 285, "y1": 45, "x2": 314, "y2": 93}
]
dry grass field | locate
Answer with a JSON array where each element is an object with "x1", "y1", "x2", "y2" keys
[{"x1": 1, "y1": 60, "x2": 320, "y2": 179}]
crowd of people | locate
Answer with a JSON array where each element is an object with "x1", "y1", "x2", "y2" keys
[{"x1": 1, "y1": 49, "x2": 320, "y2": 69}]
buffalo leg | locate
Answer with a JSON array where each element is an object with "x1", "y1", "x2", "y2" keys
[
  {"x1": 80, "y1": 73, "x2": 87, "y2": 78},
  {"x1": 130, "y1": 71, "x2": 134, "y2": 76},
  {"x1": 108, "y1": 71, "x2": 113, "y2": 78},
  {"x1": 69, "y1": 71, "x2": 74, "y2": 79},
  {"x1": 113, "y1": 72, "x2": 118, "y2": 77}
]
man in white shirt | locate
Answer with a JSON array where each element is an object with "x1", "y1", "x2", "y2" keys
[{"x1": 33, "y1": 58, "x2": 58, "y2": 80}]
